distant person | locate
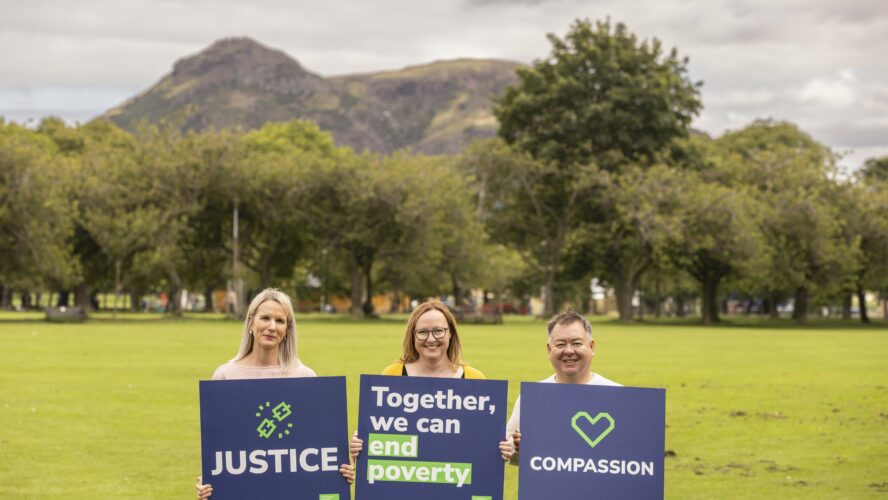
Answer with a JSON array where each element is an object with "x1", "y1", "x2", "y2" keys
[
  {"x1": 195, "y1": 288, "x2": 354, "y2": 499},
  {"x1": 349, "y1": 299, "x2": 513, "y2": 461},
  {"x1": 505, "y1": 310, "x2": 621, "y2": 465}
]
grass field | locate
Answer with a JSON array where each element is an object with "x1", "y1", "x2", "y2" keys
[{"x1": 1, "y1": 314, "x2": 886, "y2": 499}]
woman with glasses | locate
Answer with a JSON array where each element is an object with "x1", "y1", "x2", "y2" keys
[
  {"x1": 381, "y1": 299, "x2": 483, "y2": 378},
  {"x1": 196, "y1": 288, "x2": 355, "y2": 499},
  {"x1": 349, "y1": 299, "x2": 512, "y2": 461}
]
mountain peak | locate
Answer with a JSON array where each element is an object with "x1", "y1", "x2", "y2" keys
[
  {"x1": 169, "y1": 37, "x2": 321, "y2": 91},
  {"x1": 105, "y1": 37, "x2": 521, "y2": 155}
]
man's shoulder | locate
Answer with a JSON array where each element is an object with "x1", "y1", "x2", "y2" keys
[{"x1": 589, "y1": 373, "x2": 622, "y2": 386}]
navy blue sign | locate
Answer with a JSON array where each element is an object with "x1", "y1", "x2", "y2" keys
[
  {"x1": 518, "y1": 383, "x2": 665, "y2": 499},
  {"x1": 199, "y1": 376, "x2": 350, "y2": 500},
  {"x1": 354, "y1": 374, "x2": 508, "y2": 500}
]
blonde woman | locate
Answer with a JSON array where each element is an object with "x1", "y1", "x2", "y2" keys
[
  {"x1": 196, "y1": 288, "x2": 354, "y2": 499},
  {"x1": 350, "y1": 299, "x2": 512, "y2": 462}
]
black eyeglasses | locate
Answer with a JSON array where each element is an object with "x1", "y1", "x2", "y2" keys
[{"x1": 413, "y1": 327, "x2": 448, "y2": 340}]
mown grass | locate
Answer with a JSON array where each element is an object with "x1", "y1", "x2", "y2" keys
[{"x1": 0, "y1": 314, "x2": 886, "y2": 499}]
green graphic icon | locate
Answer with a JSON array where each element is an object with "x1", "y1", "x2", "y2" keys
[
  {"x1": 571, "y1": 411, "x2": 614, "y2": 449},
  {"x1": 255, "y1": 401, "x2": 294, "y2": 439}
]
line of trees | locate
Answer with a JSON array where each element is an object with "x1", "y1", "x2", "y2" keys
[{"x1": 1, "y1": 19, "x2": 886, "y2": 323}]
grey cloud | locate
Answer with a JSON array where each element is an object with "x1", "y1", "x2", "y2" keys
[
  {"x1": 464, "y1": 0, "x2": 564, "y2": 7},
  {"x1": 1, "y1": 0, "x2": 886, "y2": 170}
]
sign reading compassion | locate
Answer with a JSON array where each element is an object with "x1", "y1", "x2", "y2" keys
[
  {"x1": 518, "y1": 382, "x2": 666, "y2": 499},
  {"x1": 199, "y1": 377, "x2": 350, "y2": 500},
  {"x1": 355, "y1": 374, "x2": 508, "y2": 500}
]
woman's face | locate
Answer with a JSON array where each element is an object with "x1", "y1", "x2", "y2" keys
[
  {"x1": 413, "y1": 309, "x2": 451, "y2": 363},
  {"x1": 250, "y1": 300, "x2": 288, "y2": 351}
]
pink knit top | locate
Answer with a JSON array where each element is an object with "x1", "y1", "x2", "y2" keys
[{"x1": 211, "y1": 360, "x2": 317, "y2": 380}]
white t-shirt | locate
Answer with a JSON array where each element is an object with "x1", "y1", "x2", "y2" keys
[{"x1": 506, "y1": 373, "x2": 621, "y2": 465}]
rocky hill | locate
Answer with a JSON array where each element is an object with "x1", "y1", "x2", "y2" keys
[{"x1": 104, "y1": 38, "x2": 521, "y2": 155}]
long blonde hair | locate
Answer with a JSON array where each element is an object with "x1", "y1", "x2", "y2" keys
[
  {"x1": 400, "y1": 299, "x2": 463, "y2": 369},
  {"x1": 233, "y1": 288, "x2": 300, "y2": 369}
]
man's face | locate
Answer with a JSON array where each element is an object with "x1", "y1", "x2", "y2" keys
[{"x1": 547, "y1": 321, "x2": 594, "y2": 381}]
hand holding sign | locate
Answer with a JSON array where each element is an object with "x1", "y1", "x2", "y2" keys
[
  {"x1": 517, "y1": 382, "x2": 665, "y2": 499},
  {"x1": 199, "y1": 377, "x2": 351, "y2": 500}
]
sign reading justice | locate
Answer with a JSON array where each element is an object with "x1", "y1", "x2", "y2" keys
[
  {"x1": 355, "y1": 374, "x2": 508, "y2": 500},
  {"x1": 518, "y1": 382, "x2": 666, "y2": 499},
  {"x1": 199, "y1": 376, "x2": 350, "y2": 500}
]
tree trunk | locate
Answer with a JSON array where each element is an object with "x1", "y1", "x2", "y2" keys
[
  {"x1": 842, "y1": 293, "x2": 852, "y2": 320},
  {"x1": 75, "y1": 284, "x2": 92, "y2": 312},
  {"x1": 792, "y1": 287, "x2": 808, "y2": 322},
  {"x1": 167, "y1": 269, "x2": 182, "y2": 318},
  {"x1": 350, "y1": 265, "x2": 363, "y2": 318},
  {"x1": 857, "y1": 282, "x2": 870, "y2": 324},
  {"x1": 654, "y1": 280, "x2": 662, "y2": 319},
  {"x1": 613, "y1": 273, "x2": 635, "y2": 322},
  {"x1": 700, "y1": 275, "x2": 721, "y2": 325},
  {"x1": 451, "y1": 274, "x2": 462, "y2": 309},
  {"x1": 542, "y1": 274, "x2": 555, "y2": 318},
  {"x1": 579, "y1": 288, "x2": 590, "y2": 314},
  {"x1": 57, "y1": 290, "x2": 70, "y2": 307},
  {"x1": 131, "y1": 288, "x2": 142, "y2": 312},
  {"x1": 390, "y1": 289, "x2": 401, "y2": 313},
  {"x1": 113, "y1": 259, "x2": 122, "y2": 320},
  {"x1": 883, "y1": 291, "x2": 888, "y2": 320},
  {"x1": 1, "y1": 285, "x2": 11, "y2": 309},
  {"x1": 361, "y1": 260, "x2": 375, "y2": 317},
  {"x1": 768, "y1": 291, "x2": 780, "y2": 319},
  {"x1": 204, "y1": 287, "x2": 214, "y2": 313},
  {"x1": 676, "y1": 296, "x2": 686, "y2": 317},
  {"x1": 701, "y1": 276, "x2": 721, "y2": 325}
]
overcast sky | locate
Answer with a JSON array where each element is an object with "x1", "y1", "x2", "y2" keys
[{"x1": 1, "y1": 0, "x2": 886, "y2": 169}]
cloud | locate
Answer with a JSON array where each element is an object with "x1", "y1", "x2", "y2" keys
[
  {"x1": 465, "y1": 0, "x2": 561, "y2": 6},
  {"x1": 0, "y1": 0, "x2": 886, "y2": 170},
  {"x1": 799, "y1": 70, "x2": 857, "y2": 107}
]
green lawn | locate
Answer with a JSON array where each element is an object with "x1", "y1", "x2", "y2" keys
[{"x1": 1, "y1": 314, "x2": 886, "y2": 498}]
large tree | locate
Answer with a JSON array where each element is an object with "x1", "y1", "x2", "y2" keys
[
  {"x1": 669, "y1": 173, "x2": 766, "y2": 324},
  {"x1": 233, "y1": 120, "x2": 345, "y2": 289},
  {"x1": 493, "y1": 18, "x2": 702, "y2": 317},
  {"x1": 75, "y1": 120, "x2": 169, "y2": 317},
  {"x1": 714, "y1": 120, "x2": 852, "y2": 322},
  {"x1": 461, "y1": 138, "x2": 596, "y2": 317},
  {"x1": 0, "y1": 121, "x2": 80, "y2": 302},
  {"x1": 844, "y1": 163, "x2": 888, "y2": 322}
]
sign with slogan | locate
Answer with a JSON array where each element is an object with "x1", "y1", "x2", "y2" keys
[
  {"x1": 354, "y1": 374, "x2": 508, "y2": 500},
  {"x1": 199, "y1": 376, "x2": 350, "y2": 500},
  {"x1": 518, "y1": 383, "x2": 665, "y2": 500}
]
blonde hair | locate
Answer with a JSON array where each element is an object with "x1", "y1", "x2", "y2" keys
[
  {"x1": 234, "y1": 288, "x2": 300, "y2": 369},
  {"x1": 400, "y1": 299, "x2": 463, "y2": 369}
]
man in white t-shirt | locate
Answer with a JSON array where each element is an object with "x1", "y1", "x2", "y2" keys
[{"x1": 506, "y1": 310, "x2": 621, "y2": 465}]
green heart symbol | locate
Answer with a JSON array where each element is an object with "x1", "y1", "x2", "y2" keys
[{"x1": 571, "y1": 411, "x2": 615, "y2": 448}]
